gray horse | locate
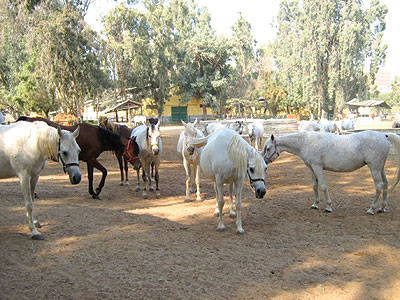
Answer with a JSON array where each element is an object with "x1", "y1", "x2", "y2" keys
[{"x1": 262, "y1": 131, "x2": 400, "y2": 214}]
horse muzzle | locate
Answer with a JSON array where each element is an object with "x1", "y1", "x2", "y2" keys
[
  {"x1": 68, "y1": 168, "x2": 81, "y2": 185},
  {"x1": 152, "y1": 145, "x2": 159, "y2": 155},
  {"x1": 187, "y1": 146, "x2": 195, "y2": 155},
  {"x1": 255, "y1": 187, "x2": 266, "y2": 199}
]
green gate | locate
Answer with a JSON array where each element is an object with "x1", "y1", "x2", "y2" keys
[{"x1": 171, "y1": 106, "x2": 187, "y2": 123}]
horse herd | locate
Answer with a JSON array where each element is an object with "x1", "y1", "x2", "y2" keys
[{"x1": 1, "y1": 116, "x2": 400, "y2": 239}]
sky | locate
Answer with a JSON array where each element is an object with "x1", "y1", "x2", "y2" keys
[{"x1": 85, "y1": 0, "x2": 400, "y2": 79}]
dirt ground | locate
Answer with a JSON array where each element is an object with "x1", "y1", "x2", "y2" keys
[{"x1": 1, "y1": 125, "x2": 400, "y2": 300}]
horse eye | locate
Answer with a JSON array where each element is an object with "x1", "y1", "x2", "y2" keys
[{"x1": 249, "y1": 167, "x2": 254, "y2": 173}]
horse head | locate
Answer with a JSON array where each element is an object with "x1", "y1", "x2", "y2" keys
[
  {"x1": 236, "y1": 121, "x2": 243, "y2": 135},
  {"x1": 147, "y1": 119, "x2": 161, "y2": 155},
  {"x1": 247, "y1": 123, "x2": 254, "y2": 139},
  {"x1": 261, "y1": 134, "x2": 280, "y2": 163},
  {"x1": 246, "y1": 147, "x2": 267, "y2": 199},
  {"x1": 181, "y1": 119, "x2": 200, "y2": 155},
  {"x1": 57, "y1": 125, "x2": 81, "y2": 185}
]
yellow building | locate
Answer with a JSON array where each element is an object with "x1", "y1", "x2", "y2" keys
[
  {"x1": 139, "y1": 95, "x2": 212, "y2": 122},
  {"x1": 84, "y1": 95, "x2": 213, "y2": 123}
]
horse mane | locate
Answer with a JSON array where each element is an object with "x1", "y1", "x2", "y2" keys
[
  {"x1": 227, "y1": 134, "x2": 248, "y2": 177},
  {"x1": 33, "y1": 121, "x2": 59, "y2": 161},
  {"x1": 97, "y1": 126, "x2": 123, "y2": 151}
]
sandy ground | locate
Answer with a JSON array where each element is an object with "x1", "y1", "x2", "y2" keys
[{"x1": 1, "y1": 125, "x2": 400, "y2": 300}]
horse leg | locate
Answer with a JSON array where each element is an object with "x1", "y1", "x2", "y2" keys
[
  {"x1": 367, "y1": 168, "x2": 385, "y2": 215},
  {"x1": 91, "y1": 160, "x2": 107, "y2": 199},
  {"x1": 117, "y1": 154, "x2": 124, "y2": 186},
  {"x1": 310, "y1": 170, "x2": 320, "y2": 209},
  {"x1": 87, "y1": 163, "x2": 96, "y2": 197},
  {"x1": 311, "y1": 166, "x2": 332, "y2": 212},
  {"x1": 20, "y1": 175, "x2": 42, "y2": 239},
  {"x1": 234, "y1": 180, "x2": 245, "y2": 234},
  {"x1": 194, "y1": 164, "x2": 202, "y2": 202},
  {"x1": 228, "y1": 183, "x2": 236, "y2": 218},
  {"x1": 183, "y1": 159, "x2": 191, "y2": 202},
  {"x1": 149, "y1": 163, "x2": 155, "y2": 192},
  {"x1": 135, "y1": 164, "x2": 141, "y2": 192},
  {"x1": 215, "y1": 177, "x2": 226, "y2": 232},
  {"x1": 213, "y1": 183, "x2": 220, "y2": 217},
  {"x1": 141, "y1": 163, "x2": 150, "y2": 198},
  {"x1": 30, "y1": 175, "x2": 42, "y2": 228},
  {"x1": 154, "y1": 162, "x2": 160, "y2": 198},
  {"x1": 378, "y1": 169, "x2": 389, "y2": 213},
  {"x1": 124, "y1": 157, "x2": 129, "y2": 186}
]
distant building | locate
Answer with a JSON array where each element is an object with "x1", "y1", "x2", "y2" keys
[{"x1": 375, "y1": 71, "x2": 391, "y2": 93}]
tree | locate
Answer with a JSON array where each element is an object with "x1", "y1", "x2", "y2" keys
[
  {"x1": 172, "y1": 3, "x2": 233, "y2": 117},
  {"x1": 229, "y1": 13, "x2": 257, "y2": 101},
  {"x1": 274, "y1": 0, "x2": 387, "y2": 118}
]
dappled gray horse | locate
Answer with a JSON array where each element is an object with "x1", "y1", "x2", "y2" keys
[{"x1": 262, "y1": 131, "x2": 400, "y2": 214}]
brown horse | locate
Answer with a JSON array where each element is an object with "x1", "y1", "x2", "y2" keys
[
  {"x1": 17, "y1": 116, "x2": 139, "y2": 199},
  {"x1": 99, "y1": 118, "x2": 141, "y2": 185}
]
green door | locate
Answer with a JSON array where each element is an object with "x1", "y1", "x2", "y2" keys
[{"x1": 171, "y1": 106, "x2": 187, "y2": 123}]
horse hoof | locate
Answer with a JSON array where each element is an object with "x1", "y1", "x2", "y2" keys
[
  {"x1": 125, "y1": 182, "x2": 130, "y2": 186},
  {"x1": 142, "y1": 193, "x2": 148, "y2": 199},
  {"x1": 216, "y1": 226, "x2": 226, "y2": 232},
  {"x1": 236, "y1": 229, "x2": 246, "y2": 235},
  {"x1": 32, "y1": 234, "x2": 44, "y2": 240},
  {"x1": 195, "y1": 198, "x2": 203, "y2": 202},
  {"x1": 324, "y1": 208, "x2": 333, "y2": 213},
  {"x1": 119, "y1": 182, "x2": 124, "y2": 186},
  {"x1": 34, "y1": 221, "x2": 42, "y2": 229},
  {"x1": 135, "y1": 187, "x2": 141, "y2": 192},
  {"x1": 311, "y1": 204, "x2": 319, "y2": 210},
  {"x1": 184, "y1": 198, "x2": 192, "y2": 203},
  {"x1": 367, "y1": 209, "x2": 374, "y2": 215},
  {"x1": 92, "y1": 194, "x2": 100, "y2": 200},
  {"x1": 377, "y1": 208, "x2": 387, "y2": 213},
  {"x1": 155, "y1": 193, "x2": 161, "y2": 199}
]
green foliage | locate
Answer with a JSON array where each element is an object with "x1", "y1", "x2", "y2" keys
[{"x1": 273, "y1": 0, "x2": 388, "y2": 117}]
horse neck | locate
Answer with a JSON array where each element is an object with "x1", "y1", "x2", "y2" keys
[{"x1": 277, "y1": 133, "x2": 304, "y2": 156}]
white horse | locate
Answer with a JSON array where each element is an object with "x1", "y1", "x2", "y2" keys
[
  {"x1": 261, "y1": 131, "x2": 400, "y2": 214},
  {"x1": 318, "y1": 119, "x2": 340, "y2": 134},
  {"x1": 298, "y1": 120, "x2": 322, "y2": 132},
  {"x1": 188, "y1": 129, "x2": 267, "y2": 234},
  {"x1": 130, "y1": 119, "x2": 162, "y2": 198},
  {"x1": 177, "y1": 119, "x2": 204, "y2": 202},
  {"x1": 0, "y1": 121, "x2": 81, "y2": 239},
  {"x1": 132, "y1": 115, "x2": 146, "y2": 127},
  {"x1": 247, "y1": 121, "x2": 264, "y2": 151},
  {"x1": 204, "y1": 120, "x2": 243, "y2": 136},
  {"x1": 341, "y1": 118, "x2": 355, "y2": 131}
]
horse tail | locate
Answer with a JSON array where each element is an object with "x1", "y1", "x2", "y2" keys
[
  {"x1": 177, "y1": 132, "x2": 184, "y2": 153},
  {"x1": 386, "y1": 133, "x2": 400, "y2": 193},
  {"x1": 186, "y1": 133, "x2": 212, "y2": 148}
]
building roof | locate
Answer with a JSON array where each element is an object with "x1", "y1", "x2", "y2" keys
[
  {"x1": 102, "y1": 99, "x2": 143, "y2": 114},
  {"x1": 346, "y1": 99, "x2": 391, "y2": 109}
]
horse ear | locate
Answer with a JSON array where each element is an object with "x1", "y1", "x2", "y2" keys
[
  {"x1": 193, "y1": 118, "x2": 198, "y2": 126},
  {"x1": 271, "y1": 134, "x2": 275, "y2": 141},
  {"x1": 72, "y1": 125, "x2": 80, "y2": 139},
  {"x1": 181, "y1": 120, "x2": 187, "y2": 126},
  {"x1": 156, "y1": 119, "x2": 161, "y2": 128}
]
